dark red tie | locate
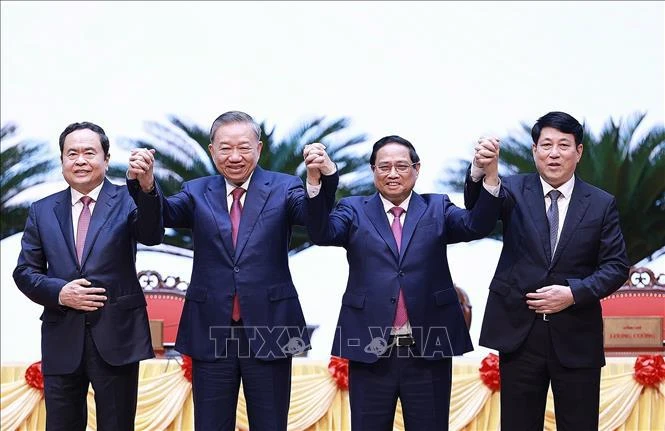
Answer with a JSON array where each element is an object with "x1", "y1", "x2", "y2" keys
[
  {"x1": 230, "y1": 187, "x2": 245, "y2": 321},
  {"x1": 389, "y1": 206, "x2": 408, "y2": 329},
  {"x1": 76, "y1": 196, "x2": 94, "y2": 264}
]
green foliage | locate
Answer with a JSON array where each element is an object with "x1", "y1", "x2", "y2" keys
[
  {"x1": 1, "y1": 123, "x2": 58, "y2": 239},
  {"x1": 439, "y1": 113, "x2": 665, "y2": 264}
]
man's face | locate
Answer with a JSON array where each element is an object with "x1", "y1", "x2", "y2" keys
[
  {"x1": 209, "y1": 122, "x2": 262, "y2": 186},
  {"x1": 61, "y1": 128, "x2": 109, "y2": 194},
  {"x1": 373, "y1": 143, "x2": 420, "y2": 206},
  {"x1": 532, "y1": 127, "x2": 582, "y2": 188}
]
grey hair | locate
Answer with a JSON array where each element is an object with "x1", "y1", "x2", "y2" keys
[{"x1": 209, "y1": 111, "x2": 261, "y2": 143}]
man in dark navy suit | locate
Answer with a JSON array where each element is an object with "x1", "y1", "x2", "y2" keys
[
  {"x1": 14, "y1": 122, "x2": 163, "y2": 431},
  {"x1": 465, "y1": 111, "x2": 630, "y2": 430},
  {"x1": 127, "y1": 111, "x2": 339, "y2": 431},
  {"x1": 304, "y1": 135, "x2": 503, "y2": 430}
]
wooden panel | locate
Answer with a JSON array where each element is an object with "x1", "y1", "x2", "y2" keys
[
  {"x1": 603, "y1": 317, "x2": 663, "y2": 348},
  {"x1": 149, "y1": 319, "x2": 164, "y2": 351}
]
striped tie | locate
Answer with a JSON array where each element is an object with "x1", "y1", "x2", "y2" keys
[
  {"x1": 547, "y1": 190, "x2": 561, "y2": 260},
  {"x1": 76, "y1": 196, "x2": 94, "y2": 264}
]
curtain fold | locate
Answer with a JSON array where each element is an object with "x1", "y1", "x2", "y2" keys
[{"x1": 2, "y1": 357, "x2": 663, "y2": 431}]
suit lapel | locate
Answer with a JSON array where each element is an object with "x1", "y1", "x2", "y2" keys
[
  {"x1": 205, "y1": 176, "x2": 235, "y2": 258},
  {"x1": 234, "y1": 167, "x2": 270, "y2": 260},
  {"x1": 363, "y1": 193, "x2": 399, "y2": 261},
  {"x1": 550, "y1": 177, "x2": 591, "y2": 267},
  {"x1": 400, "y1": 192, "x2": 426, "y2": 261},
  {"x1": 524, "y1": 174, "x2": 552, "y2": 262},
  {"x1": 53, "y1": 189, "x2": 77, "y2": 264},
  {"x1": 80, "y1": 179, "x2": 116, "y2": 267}
]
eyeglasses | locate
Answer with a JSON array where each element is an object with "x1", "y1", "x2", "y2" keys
[{"x1": 372, "y1": 162, "x2": 417, "y2": 174}]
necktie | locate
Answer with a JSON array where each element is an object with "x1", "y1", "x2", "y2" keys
[
  {"x1": 230, "y1": 187, "x2": 245, "y2": 321},
  {"x1": 389, "y1": 206, "x2": 409, "y2": 329},
  {"x1": 76, "y1": 196, "x2": 94, "y2": 264},
  {"x1": 547, "y1": 190, "x2": 561, "y2": 259}
]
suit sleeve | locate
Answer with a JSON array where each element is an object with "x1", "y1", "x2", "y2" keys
[
  {"x1": 13, "y1": 204, "x2": 69, "y2": 308},
  {"x1": 128, "y1": 182, "x2": 164, "y2": 245},
  {"x1": 291, "y1": 171, "x2": 340, "y2": 226},
  {"x1": 567, "y1": 197, "x2": 630, "y2": 306},
  {"x1": 127, "y1": 178, "x2": 194, "y2": 228},
  {"x1": 444, "y1": 186, "x2": 503, "y2": 244},
  {"x1": 304, "y1": 172, "x2": 350, "y2": 246},
  {"x1": 463, "y1": 164, "x2": 484, "y2": 210}
]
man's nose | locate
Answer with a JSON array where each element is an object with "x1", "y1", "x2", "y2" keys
[{"x1": 228, "y1": 148, "x2": 243, "y2": 160}]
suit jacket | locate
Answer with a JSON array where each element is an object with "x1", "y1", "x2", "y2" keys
[
  {"x1": 465, "y1": 172, "x2": 629, "y2": 368},
  {"x1": 306, "y1": 185, "x2": 504, "y2": 364},
  {"x1": 13, "y1": 179, "x2": 164, "y2": 375},
  {"x1": 128, "y1": 167, "x2": 339, "y2": 361}
]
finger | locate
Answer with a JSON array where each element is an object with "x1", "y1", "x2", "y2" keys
[
  {"x1": 525, "y1": 298, "x2": 546, "y2": 306},
  {"x1": 130, "y1": 160, "x2": 150, "y2": 171},
  {"x1": 84, "y1": 294, "x2": 108, "y2": 302},
  {"x1": 72, "y1": 278, "x2": 92, "y2": 286},
  {"x1": 535, "y1": 286, "x2": 552, "y2": 293},
  {"x1": 84, "y1": 300, "x2": 105, "y2": 308},
  {"x1": 82, "y1": 287, "x2": 106, "y2": 294}
]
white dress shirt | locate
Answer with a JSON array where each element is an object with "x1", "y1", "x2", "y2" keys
[
  {"x1": 225, "y1": 172, "x2": 255, "y2": 210},
  {"x1": 70, "y1": 182, "x2": 104, "y2": 240},
  {"x1": 540, "y1": 175, "x2": 575, "y2": 252}
]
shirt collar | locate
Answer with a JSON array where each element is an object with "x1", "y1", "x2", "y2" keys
[
  {"x1": 225, "y1": 171, "x2": 254, "y2": 197},
  {"x1": 539, "y1": 175, "x2": 575, "y2": 200},
  {"x1": 379, "y1": 192, "x2": 412, "y2": 215},
  {"x1": 70, "y1": 181, "x2": 104, "y2": 206}
]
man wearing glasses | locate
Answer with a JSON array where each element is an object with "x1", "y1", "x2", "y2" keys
[{"x1": 303, "y1": 135, "x2": 503, "y2": 430}]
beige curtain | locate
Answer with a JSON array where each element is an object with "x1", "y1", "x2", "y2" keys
[{"x1": 2, "y1": 358, "x2": 663, "y2": 431}]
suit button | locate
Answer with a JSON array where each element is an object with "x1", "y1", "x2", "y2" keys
[
  {"x1": 398, "y1": 271, "x2": 404, "y2": 277},
  {"x1": 391, "y1": 297, "x2": 396, "y2": 303},
  {"x1": 234, "y1": 267, "x2": 240, "y2": 273}
]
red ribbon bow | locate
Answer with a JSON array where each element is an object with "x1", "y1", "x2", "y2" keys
[
  {"x1": 24, "y1": 361, "x2": 44, "y2": 391},
  {"x1": 328, "y1": 356, "x2": 349, "y2": 390},
  {"x1": 633, "y1": 354, "x2": 665, "y2": 387},
  {"x1": 479, "y1": 353, "x2": 501, "y2": 392},
  {"x1": 181, "y1": 354, "x2": 193, "y2": 382}
]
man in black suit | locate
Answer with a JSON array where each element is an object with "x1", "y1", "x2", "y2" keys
[
  {"x1": 13, "y1": 122, "x2": 163, "y2": 430},
  {"x1": 465, "y1": 111, "x2": 630, "y2": 430}
]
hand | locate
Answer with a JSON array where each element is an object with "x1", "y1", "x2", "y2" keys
[
  {"x1": 128, "y1": 148, "x2": 156, "y2": 192},
  {"x1": 58, "y1": 278, "x2": 107, "y2": 311},
  {"x1": 303, "y1": 142, "x2": 336, "y2": 185},
  {"x1": 474, "y1": 137, "x2": 500, "y2": 185},
  {"x1": 525, "y1": 284, "x2": 574, "y2": 314}
]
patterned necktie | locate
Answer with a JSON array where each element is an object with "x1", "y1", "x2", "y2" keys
[
  {"x1": 230, "y1": 187, "x2": 245, "y2": 321},
  {"x1": 547, "y1": 190, "x2": 562, "y2": 260},
  {"x1": 389, "y1": 206, "x2": 409, "y2": 329},
  {"x1": 76, "y1": 196, "x2": 94, "y2": 264}
]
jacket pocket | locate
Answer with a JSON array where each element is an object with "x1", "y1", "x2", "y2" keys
[
  {"x1": 40, "y1": 309, "x2": 63, "y2": 322},
  {"x1": 117, "y1": 293, "x2": 147, "y2": 309},
  {"x1": 488, "y1": 281, "x2": 510, "y2": 297},
  {"x1": 341, "y1": 292, "x2": 365, "y2": 309},
  {"x1": 185, "y1": 286, "x2": 207, "y2": 303},
  {"x1": 434, "y1": 288, "x2": 459, "y2": 306},
  {"x1": 268, "y1": 284, "x2": 299, "y2": 302}
]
